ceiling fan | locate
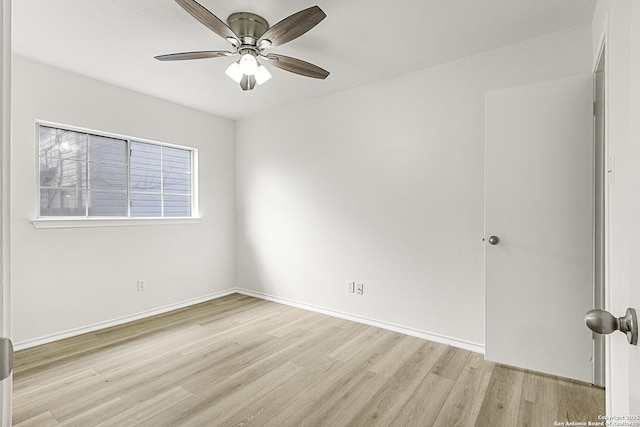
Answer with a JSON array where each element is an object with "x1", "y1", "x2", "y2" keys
[{"x1": 155, "y1": 0, "x2": 330, "y2": 91}]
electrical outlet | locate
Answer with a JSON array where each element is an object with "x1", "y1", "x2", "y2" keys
[
  {"x1": 137, "y1": 280, "x2": 145, "y2": 291},
  {"x1": 347, "y1": 281, "x2": 355, "y2": 293},
  {"x1": 356, "y1": 283, "x2": 364, "y2": 295}
]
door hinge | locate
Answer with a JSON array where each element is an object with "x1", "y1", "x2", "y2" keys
[{"x1": 0, "y1": 338, "x2": 12, "y2": 380}]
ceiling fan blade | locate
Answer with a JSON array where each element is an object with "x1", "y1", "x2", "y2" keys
[
  {"x1": 154, "y1": 51, "x2": 233, "y2": 61},
  {"x1": 266, "y1": 54, "x2": 329, "y2": 79},
  {"x1": 258, "y1": 6, "x2": 326, "y2": 47},
  {"x1": 175, "y1": 0, "x2": 239, "y2": 43},
  {"x1": 240, "y1": 74, "x2": 257, "y2": 91}
]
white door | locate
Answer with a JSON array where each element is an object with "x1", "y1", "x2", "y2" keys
[
  {"x1": 485, "y1": 74, "x2": 594, "y2": 383},
  {"x1": 1, "y1": 1, "x2": 12, "y2": 425}
]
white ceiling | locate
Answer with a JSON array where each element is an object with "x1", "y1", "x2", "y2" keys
[{"x1": 12, "y1": 0, "x2": 596, "y2": 120}]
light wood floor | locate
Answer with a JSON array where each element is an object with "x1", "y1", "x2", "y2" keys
[{"x1": 13, "y1": 294, "x2": 604, "y2": 426}]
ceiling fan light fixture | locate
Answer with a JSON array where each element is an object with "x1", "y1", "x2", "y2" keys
[
  {"x1": 254, "y1": 65, "x2": 272, "y2": 85},
  {"x1": 239, "y1": 53, "x2": 258, "y2": 75},
  {"x1": 224, "y1": 62, "x2": 244, "y2": 83},
  {"x1": 159, "y1": 2, "x2": 329, "y2": 91}
]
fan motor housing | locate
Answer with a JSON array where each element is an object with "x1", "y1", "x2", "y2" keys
[{"x1": 227, "y1": 12, "x2": 269, "y2": 44}]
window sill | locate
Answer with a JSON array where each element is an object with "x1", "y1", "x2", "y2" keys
[{"x1": 31, "y1": 217, "x2": 202, "y2": 229}]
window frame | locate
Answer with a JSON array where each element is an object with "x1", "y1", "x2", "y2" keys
[{"x1": 33, "y1": 121, "x2": 200, "y2": 228}]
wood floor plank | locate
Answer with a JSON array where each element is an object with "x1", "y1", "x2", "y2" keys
[
  {"x1": 429, "y1": 352, "x2": 494, "y2": 427},
  {"x1": 295, "y1": 329, "x2": 422, "y2": 426},
  {"x1": 388, "y1": 373, "x2": 455, "y2": 426},
  {"x1": 14, "y1": 411, "x2": 59, "y2": 427},
  {"x1": 140, "y1": 361, "x2": 304, "y2": 427},
  {"x1": 300, "y1": 369, "x2": 388, "y2": 427},
  {"x1": 290, "y1": 322, "x2": 369, "y2": 367},
  {"x1": 327, "y1": 325, "x2": 386, "y2": 362},
  {"x1": 12, "y1": 369, "x2": 104, "y2": 425},
  {"x1": 517, "y1": 399, "x2": 558, "y2": 427},
  {"x1": 94, "y1": 387, "x2": 193, "y2": 427},
  {"x1": 556, "y1": 380, "x2": 605, "y2": 423},
  {"x1": 267, "y1": 310, "x2": 321, "y2": 337},
  {"x1": 473, "y1": 364, "x2": 525, "y2": 427},
  {"x1": 429, "y1": 345, "x2": 473, "y2": 381},
  {"x1": 345, "y1": 341, "x2": 448, "y2": 426},
  {"x1": 256, "y1": 330, "x2": 413, "y2": 426},
  {"x1": 58, "y1": 398, "x2": 122, "y2": 427},
  {"x1": 12, "y1": 294, "x2": 604, "y2": 426},
  {"x1": 179, "y1": 334, "x2": 298, "y2": 394},
  {"x1": 228, "y1": 325, "x2": 342, "y2": 380},
  {"x1": 13, "y1": 368, "x2": 99, "y2": 405},
  {"x1": 522, "y1": 369, "x2": 560, "y2": 409},
  {"x1": 260, "y1": 358, "x2": 384, "y2": 427},
  {"x1": 183, "y1": 361, "x2": 306, "y2": 427},
  {"x1": 367, "y1": 334, "x2": 426, "y2": 378},
  {"x1": 221, "y1": 357, "x2": 345, "y2": 427}
]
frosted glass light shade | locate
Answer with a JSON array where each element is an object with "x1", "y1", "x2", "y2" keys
[
  {"x1": 225, "y1": 62, "x2": 243, "y2": 83},
  {"x1": 254, "y1": 65, "x2": 272, "y2": 85},
  {"x1": 226, "y1": 57, "x2": 272, "y2": 86},
  {"x1": 239, "y1": 54, "x2": 258, "y2": 75}
]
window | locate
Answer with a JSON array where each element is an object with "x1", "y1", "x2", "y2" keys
[{"x1": 38, "y1": 124, "x2": 196, "y2": 219}]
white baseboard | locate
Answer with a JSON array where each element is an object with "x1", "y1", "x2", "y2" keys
[
  {"x1": 236, "y1": 288, "x2": 485, "y2": 354},
  {"x1": 15, "y1": 287, "x2": 485, "y2": 355},
  {"x1": 14, "y1": 289, "x2": 237, "y2": 351}
]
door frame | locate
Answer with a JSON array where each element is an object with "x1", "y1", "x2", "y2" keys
[
  {"x1": 593, "y1": 33, "x2": 608, "y2": 389},
  {"x1": 593, "y1": 23, "x2": 614, "y2": 413},
  {"x1": 1, "y1": 0, "x2": 12, "y2": 425}
]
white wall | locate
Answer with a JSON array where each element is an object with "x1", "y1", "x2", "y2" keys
[
  {"x1": 11, "y1": 56, "x2": 236, "y2": 346},
  {"x1": 236, "y1": 24, "x2": 593, "y2": 348}
]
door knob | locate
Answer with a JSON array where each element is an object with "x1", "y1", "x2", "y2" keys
[
  {"x1": 585, "y1": 308, "x2": 638, "y2": 345},
  {"x1": 488, "y1": 236, "x2": 500, "y2": 245}
]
